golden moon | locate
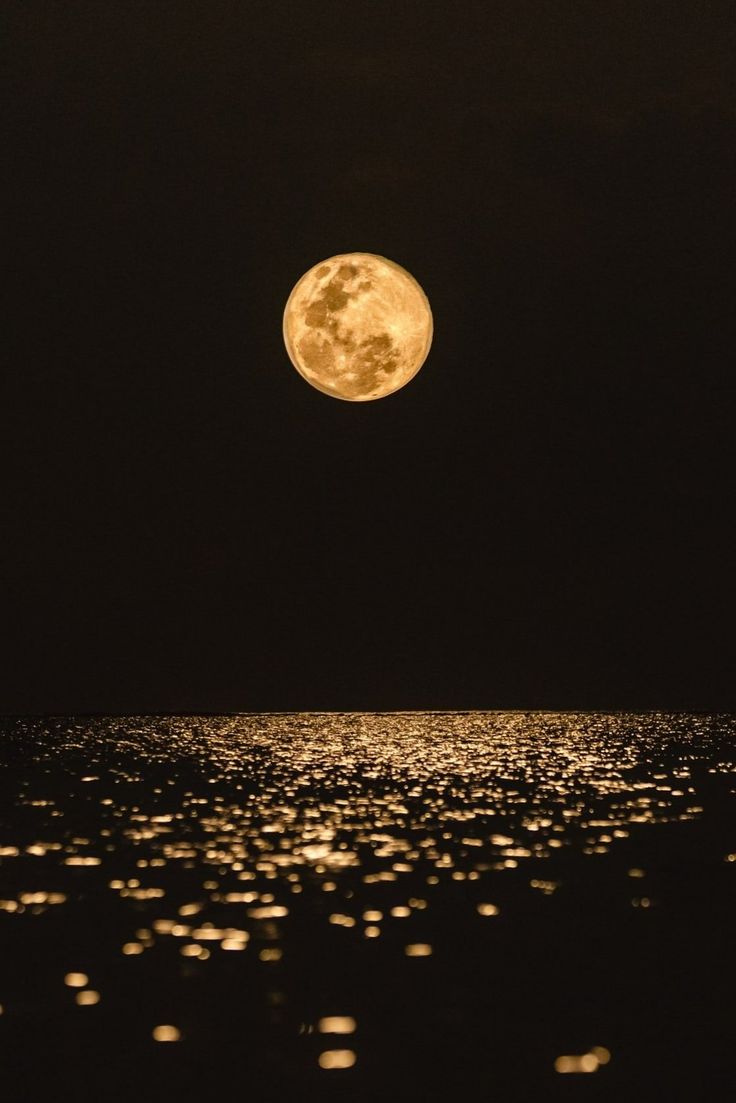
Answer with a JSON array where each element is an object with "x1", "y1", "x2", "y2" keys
[{"x1": 283, "y1": 253, "x2": 433, "y2": 401}]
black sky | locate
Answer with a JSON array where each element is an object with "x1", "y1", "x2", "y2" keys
[{"x1": 4, "y1": 1, "x2": 736, "y2": 713}]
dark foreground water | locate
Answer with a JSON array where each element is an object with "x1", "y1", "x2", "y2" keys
[{"x1": 0, "y1": 713, "x2": 734, "y2": 1101}]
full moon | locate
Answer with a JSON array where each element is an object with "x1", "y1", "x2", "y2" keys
[{"x1": 283, "y1": 253, "x2": 433, "y2": 401}]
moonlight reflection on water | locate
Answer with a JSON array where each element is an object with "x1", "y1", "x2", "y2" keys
[{"x1": 0, "y1": 712, "x2": 734, "y2": 1100}]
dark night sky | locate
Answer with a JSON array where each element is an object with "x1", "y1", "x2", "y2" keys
[{"x1": 3, "y1": 1, "x2": 735, "y2": 713}]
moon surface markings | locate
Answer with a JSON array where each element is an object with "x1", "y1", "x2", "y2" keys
[{"x1": 283, "y1": 253, "x2": 433, "y2": 401}]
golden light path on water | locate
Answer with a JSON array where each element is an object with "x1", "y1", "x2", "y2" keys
[{"x1": 0, "y1": 712, "x2": 734, "y2": 1095}]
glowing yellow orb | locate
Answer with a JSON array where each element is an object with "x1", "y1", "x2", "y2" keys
[{"x1": 283, "y1": 253, "x2": 433, "y2": 401}]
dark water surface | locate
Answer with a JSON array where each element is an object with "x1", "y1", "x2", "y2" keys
[{"x1": 0, "y1": 713, "x2": 734, "y2": 1101}]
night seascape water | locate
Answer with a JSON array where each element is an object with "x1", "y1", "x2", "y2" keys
[{"x1": 1, "y1": 713, "x2": 734, "y2": 1101}]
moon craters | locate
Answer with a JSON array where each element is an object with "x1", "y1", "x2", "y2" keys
[{"x1": 283, "y1": 253, "x2": 432, "y2": 402}]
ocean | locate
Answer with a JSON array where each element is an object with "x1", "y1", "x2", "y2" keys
[{"x1": 0, "y1": 712, "x2": 734, "y2": 1100}]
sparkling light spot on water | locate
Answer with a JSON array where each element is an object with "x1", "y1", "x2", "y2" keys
[
  {"x1": 152, "y1": 1025, "x2": 180, "y2": 1042},
  {"x1": 318, "y1": 1016, "x2": 356, "y2": 1034},
  {"x1": 64, "y1": 973, "x2": 88, "y2": 988},
  {"x1": 75, "y1": 990, "x2": 100, "y2": 1006},
  {"x1": 318, "y1": 1049, "x2": 356, "y2": 1069}
]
